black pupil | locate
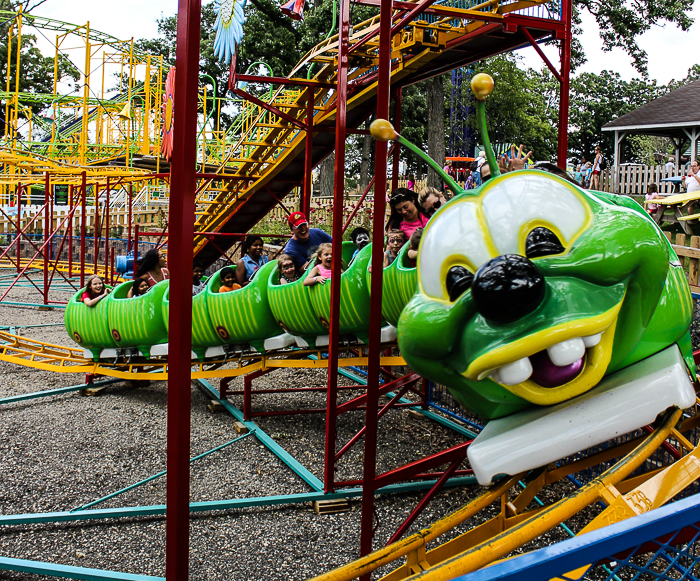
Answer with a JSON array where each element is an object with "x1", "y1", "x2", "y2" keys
[
  {"x1": 525, "y1": 227, "x2": 564, "y2": 259},
  {"x1": 446, "y1": 266, "x2": 474, "y2": 302}
]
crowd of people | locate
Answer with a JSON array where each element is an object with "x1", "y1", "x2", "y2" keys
[{"x1": 82, "y1": 148, "x2": 594, "y2": 308}]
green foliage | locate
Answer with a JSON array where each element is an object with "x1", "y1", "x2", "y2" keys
[
  {"x1": 567, "y1": 71, "x2": 664, "y2": 161},
  {"x1": 627, "y1": 135, "x2": 674, "y2": 166},
  {"x1": 0, "y1": 2, "x2": 80, "y2": 135},
  {"x1": 466, "y1": 55, "x2": 557, "y2": 162},
  {"x1": 576, "y1": 0, "x2": 693, "y2": 75}
]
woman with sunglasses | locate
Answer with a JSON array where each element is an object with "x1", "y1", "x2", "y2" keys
[
  {"x1": 386, "y1": 188, "x2": 430, "y2": 239},
  {"x1": 417, "y1": 186, "x2": 447, "y2": 217}
]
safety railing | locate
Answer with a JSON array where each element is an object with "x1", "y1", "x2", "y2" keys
[{"x1": 453, "y1": 491, "x2": 700, "y2": 581}]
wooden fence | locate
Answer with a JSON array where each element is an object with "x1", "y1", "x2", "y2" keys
[
  {"x1": 667, "y1": 232, "x2": 700, "y2": 293},
  {"x1": 601, "y1": 165, "x2": 680, "y2": 195},
  {"x1": 0, "y1": 207, "x2": 164, "y2": 237}
]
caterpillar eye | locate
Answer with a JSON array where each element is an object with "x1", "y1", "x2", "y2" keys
[
  {"x1": 446, "y1": 266, "x2": 474, "y2": 302},
  {"x1": 525, "y1": 227, "x2": 565, "y2": 259}
]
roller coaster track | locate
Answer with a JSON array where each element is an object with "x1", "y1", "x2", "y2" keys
[
  {"x1": 0, "y1": 330, "x2": 405, "y2": 380},
  {"x1": 311, "y1": 403, "x2": 700, "y2": 580},
  {"x1": 192, "y1": 0, "x2": 563, "y2": 265}
]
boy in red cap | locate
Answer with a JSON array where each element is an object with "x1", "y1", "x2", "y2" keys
[{"x1": 283, "y1": 211, "x2": 332, "y2": 274}]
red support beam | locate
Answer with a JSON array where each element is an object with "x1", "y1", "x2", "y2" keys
[
  {"x1": 522, "y1": 27, "x2": 562, "y2": 83},
  {"x1": 15, "y1": 184, "x2": 21, "y2": 274},
  {"x1": 557, "y1": 0, "x2": 572, "y2": 168},
  {"x1": 165, "y1": 0, "x2": 201, "y2": 578},
  {"x1": 68, "y1": 185, "x2": 73, "y2": 279},
  {"x1": 324, "y1": 0, "x2": 351, "y2": 495},
  {"x1": 80, "y1": 171, "x2": 86, "y2": 288},
  {"x1": 303, "y1": 88, "x2": 314, "y2": 217},
  {"x1": 373, "y1": 441, "x2": 471, "y2": 490},
  {"x1": 43, "y1": 173, "x2": 49, "y2": 305},
  {"x1": 133, "y1": 224, "x2": 139, "y2": 279},
  {"x1": 230, "y1": 87, "x2": 306, "y2": 130},
  {"x1": 392, "y1": 89, "x2": 402, "y2": 192},
  {"x1": 104, "y1": 177, "x2": 110, "y2": 281},
  {"x1": 385, "y1": 457, "x2": 463, "y2": 545},
  {"x1": 360, "y1": 0, "x2": 394, "y2": 563},
  {"x1": 233, "y1": 74, "x2": 337, "y2": 89}
]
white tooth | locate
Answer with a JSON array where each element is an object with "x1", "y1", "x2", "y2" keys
[
  {"x1": 494, "y1": 357, "x2": 532, "y2": 385},
  {"x1": 547, "y1": 337, "x2": 585, "y2": 367},
  {"x1": 582, "y1": 333, "x2": 602, "y2": 348},
  {"x1": 477, "y1": 370, "x2": 492, "y2": 381},
  {"x1": 486, "y1": 369, "x2": 500, "y2": 383}
]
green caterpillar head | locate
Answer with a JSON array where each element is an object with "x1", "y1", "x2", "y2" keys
[
  {"x1": 374, "y1": 74, "x2": 693, "y2": 421},
  {"x1": 397, "y1": 169, "x2": 693, "y2": 419}
]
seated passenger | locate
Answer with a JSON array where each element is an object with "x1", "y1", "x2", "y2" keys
[
  {"x1": 128, "y1": 248, "x2": 169, "y2": 297},
  {"x1": 192, "y1": 261, "x2": 206, "y2": 295},
  {"x1": 132, "y1": 278, "x2": 150, "y2": 297},
  {"x1": 418, "y1": 187, "x2": 446, "y2": 217},
  {"x1": 235, "y1": 235, "x2": 269, "y2": 286},
  {"x1": 82, "y1": 274, "x2": 110, "y2": 307},
  {"x1": 386, "y1": 188, "x2": 429, "y2": 239},
  {"x1": 218, "y1": 266, "x2": 242, "y2": 293},
  {"x1": 283, "y1": 211, "x2": 332, "y2": 275},
  {"x1": 645, "y1": 183, "x2": 660, "y2": 214},
  {"x1": 406, "y1": 227, "x2": 423, "y2": 267},
  {"x1": 304, "y1": 243, "x2": 337, "y2": 286},
  {"x1": 277, "y1": 254, "x2": 299, "y2": 284},
  {"x1": 350, "y1": 227, "x2": 370, "y2": 262},
  {"x1": 384, "y1": 229, "x2": 406, "y2": 267}
]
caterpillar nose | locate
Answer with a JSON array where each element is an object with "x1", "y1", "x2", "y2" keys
[{"x1": 472, "y1": 254, "x2": 545, "y2": 324}]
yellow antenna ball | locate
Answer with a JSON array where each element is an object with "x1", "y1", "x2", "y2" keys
[
  {"x1": 471, "y1": 73, "x2": 494, "y2": 101},
  {"x1": 370, "y1": 119, "x2": 397, "y2": 142}
]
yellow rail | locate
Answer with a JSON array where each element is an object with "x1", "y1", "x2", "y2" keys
[
  {"x1": 311, "y1": 406, "x2": 692, "y2": 581},
  {"x1": 0, "y1": 330, "x2": 403, "y2": 380}
]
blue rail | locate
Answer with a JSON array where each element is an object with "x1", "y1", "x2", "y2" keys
[{"x1": 454, "y1": 492, "x2": 700, "y2": 581}]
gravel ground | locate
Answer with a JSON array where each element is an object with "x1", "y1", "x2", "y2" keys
[
  {"x1": 0, "y1": 278, "x2": 503, "y2": 581},
  {"x1": 0, "y1": 274, "x2": 619, "y2": 581}
]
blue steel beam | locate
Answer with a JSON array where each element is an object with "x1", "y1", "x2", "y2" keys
[
  {"x1": 453, "y1": 492, "x2": 700, "y2": 581},
  {"x1": 0, "y1": 477, "x2": 475, "y2": 526},
  {"x1": 197, "y1": 378, "x2": 325, "y2": 491},
  {"x1": 71, "y1": 432, "x2": 255, "y2": 512},
  {"x1": 0, "y1": 379, "x2": 122, "y2": 405},
  {"x1": 0, "y1": 556, "x2": 163, "y2": 580}
]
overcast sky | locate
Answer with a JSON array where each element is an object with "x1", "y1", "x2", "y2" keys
[{"x1": 35, "y1": 0, "x2": 700, "y2": 86}]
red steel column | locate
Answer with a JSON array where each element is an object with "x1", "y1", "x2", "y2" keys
[
  {"x1": 16, "y1": 184, "x2": 21, "y2": 273},
  {"x1": 166, "y1": 0, "x2": 201, "y2": 579},
  {"x1": 133, "y1": 224, "x2": 139, "y2": 279},
  {"x1": 324, "y1": 0, "x2": 351, "y2": 494},
  {"x1": 391, "y1": 88, "x2": 402, "y2": 192},
  {"x1": 303, "y1": 89, "x2": 314, "y2": 216},
  {"x1": 43, "y1": 172, "x2": 49, "y2": 304},
  {"x1": 128, "y1": 183, "x2": 133, "y2": 253},
  {"x1": 80, "y1": 171, "x2": 86, "y2": 288},
  {"x1": 93, "y1": 183, "x2": 99, "y2": 276},
  {"x1": 68, "y1": 185, "x2": 73, "y2": 278},
  {"x1": 359, "y1": 0, "x2": 393, "y2": 563},
  {"x1": 105, "y1": 178, "x2": 110, "y2": 279},
  {"x1": 556, "y1": 0, "x2": 571, "y2": 169}
]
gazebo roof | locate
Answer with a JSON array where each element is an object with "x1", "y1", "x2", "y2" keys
[{"x1": 602, "y1": 79, "x2": 700, "y2": 133}]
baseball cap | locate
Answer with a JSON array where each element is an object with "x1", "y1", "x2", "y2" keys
[{"x1": 288, "y1": 211, "x2": 308, "y2": 229}]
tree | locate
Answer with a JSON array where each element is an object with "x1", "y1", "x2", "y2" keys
[
  {"x1": 574, "y1": 0, "x2": 694, "y2": 75},
  {"x1": 567, "y1": 71, "x2": 663, "y2": 161},
  {"x1": 425, "y1": 76, "x2": 446, "y2": 189},
  {"x1": 465, "y1": 55, "x2": 557, "y2": 162},
  {"x1": 0, "y1": 1, "x2": 80, "y2": 137}
]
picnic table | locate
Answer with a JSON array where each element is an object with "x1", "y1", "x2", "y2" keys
[{"x1": 645, "y1": 190, "x2": 700, "y2": 235}]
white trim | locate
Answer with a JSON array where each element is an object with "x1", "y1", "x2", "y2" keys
[
  {"x1": 466, "y1": 345, "x2": 695, "y2": 485},
  {"x1": 602, "y1": 121, "x2": 700, "y2": 132}
]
